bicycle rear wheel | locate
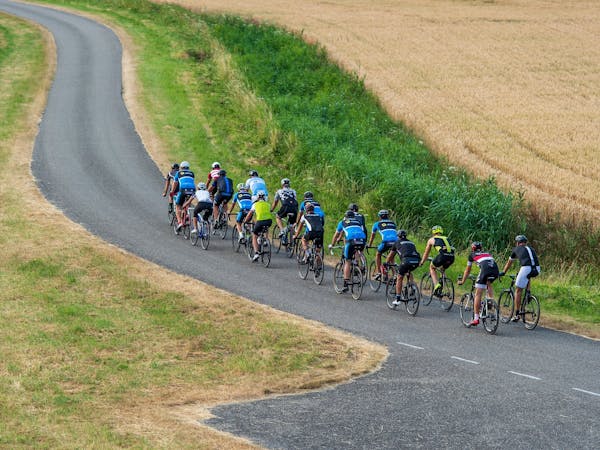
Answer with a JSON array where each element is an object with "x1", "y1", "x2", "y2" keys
[
  {"x1": 350, "y1": 266, "x2": 363, "y2": 300},
  {"x1": 358, "y1": 252, "x2": 368, "y2": 284},
  {"x1": 297, "y1": 248, "x2": 309, "y2": 279},
  {"x1": 368, "y1": 260, "x2": 382, "y2": 292},
  {"x1": 191, "y1": 221, "x2": 200, "y2": 246},
  {"x1": 231, "y1": 225, "x2": 242, "y2": 252},
  {"x1": 498, "y1": 289, "x2": 514, "y2": 323},
  {"x1": 385, "y1": 266, "x2": 398, "y2": 310},
  {"x1": 261, "y1": 238, "x2": 271, "y2": 267},
  {"x1": 217, "y1": 212, "x2": 228, "y2": 240},
  {"x1": 405, "y1": 281, "x2": 420, "y2": 315},
  {"x1": 459, "y1": 293, "x2": 474, "y2": 327},
  {"x1": 333, "y1": 262, "x2": 345, "y2": 294},
  {"x1": 439, "y1": 276, "x2": 455, "y2": 312},
  {"x1": 313, "y1": 251, "x2": 324, "y2": 285},
  {"x1": 284, "y1": 229, "x2": 295, "y2": 258},
  {"x1": 522, "y1": 294, "x2": 540, "y2": 330},
  {"x1": 200, "y1": 221, "x2": 210, "y2": 250},
  {"x1": 483, "y1": 298, "x2": 499, "y2": 334},
  {"x1": 420, "y1": 273, "x2": 434, "y2": 306},
  {"x1": 271, "y1": 224, "x2": 283, "y2": 254}
]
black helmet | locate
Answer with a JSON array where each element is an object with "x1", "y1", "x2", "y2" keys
[
  {"x1": 305, "y1": 202, "x2": 315, "y2": 212},
  {"x1": 348, "y1": 203, "x2": 359, "y2": 212},
  {"x1": 471, "y1": 241, "x2": 483, "y2": 252},
  {"x1": 249, "y1": 169, "x2": 258, "y2": 177},
  {"x1": 397, "y1": 229, "x2": 407, "y2": 239},
  {"x1": 303, "y1": 191, "x2": 314, "y2": 199},
  {"x1": 171, "y1": 162, "x2": 179, "y2": 170},
  {"x1": 515, "y1": 235, "x2": 528, "y2": 243},
  {"x1": 345, "y1": 210, "x2": 355, "y2": 218},
  {"x1": 218, "y1": 169, "x2": 227, "y2": 176}
]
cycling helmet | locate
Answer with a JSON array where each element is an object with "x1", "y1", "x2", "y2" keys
[
  {"x1": 303, "y1": 191, "x2": 314, "y2": 199},
  {"x1": 236, "y1": 183, "x2": 247, "y2": 191},
  {"x1": 471, "y1": 241, "x2": 483, "y2": 252},
  {"x1": 515, "y1": 234, "x2": 528, "y2": 243},
  {"x1": 348, "y1": 203, "x2": 359, "y2": 212},
  {"x1": 249, "y1": 169, "x2": 258, "y2": 177},
  {"x1": 197, "y1": 182, "x2": 207, "y2": 190},
  {"x1": 431, "y1": 225, "x2": 443, "y2": 235},
  {"x1": 378, "y1": 209, "x2": 389, "y2": 218},
  {"x1": 345, "y1": 210, "x2": 355, "y2": 218},
  {"x1": 305, "y1": 202, "x2": 315, "y2": 212},
  {"x1": 218, "y1": 169, "x2": 227, "y2": 176},
  {"x1": 171, "y1": 162, "x2": 179, "y2": 170},
  {"x1": 257, "y1": 190, "x2": 266, "y2": 199},
  {"x1": 397, "y1": 229, "x2": 407, "y2": 239},
  {"x1": 180, "y1": 161, "x2": 190, "y2": 169},
  {"x1": 281, "y1": 177, "x2": 290, "y2": 186},
  {"x1": 211, "y1": 162, "x2": 220, "y2": 169}
]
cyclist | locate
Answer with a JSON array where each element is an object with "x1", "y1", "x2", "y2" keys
[
  {"x1": 348, "y1": 203, "x2": 368, "y2": 237},
  {"x1": 162, "y1": 162, "x2": 179, "y2": 212},
  {"x1": 243, "y1": 190, "x2": 273, "y2": 262},
  {"x1": 211, "y1": 169, "x2": 234, "y2": 222},
  {"x1": 170, "y1": 161, "x2": 195, "y2": 231},
  {"x1": 229, "y1": 183, "x2": 253, "y2": 243},
  {"x1": 296, "y1": 191, "x2": 325, "y2": 227},
  {"x1": 271, "y1": 178, "x2": 299, "y2": 242},
  {"x1": 183, "y1": 182, "x2": 212, "y2": 235},
  {"x1": 293, "y1": 202, "x2": 324, "y2": 262},
  {"x1": 367, "y1": 210, "x2": 398, "y2": 280},
  {"x1": 385, "y1": 230, "x2": 421, "y2": 305},
  {"x1": 206, "y1": 161, "x2": 221, "y2": 186},
  {"x1": 499, "y1": 235, "x2": 541, "y2": 322},
  {"x1": 419, "y1": 225, "x2": 455, "y2": 295},
  {"x1": 245, "y1": 169, "x2": 268, "y2": 202},
  {"x1": 329, "y1": 210, "x2": 366, "y2": 293},
  {"x1": 458, "y1": 241, "x2": 500, "y2": 326}
]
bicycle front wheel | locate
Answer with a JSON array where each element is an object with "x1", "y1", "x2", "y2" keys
[
  {"x1": 368, "y1": 260, "x2": 382, "y2": 292},
  {"x1": 459, "y1": 293, "x2": 474, "y2": 327},
  {"x1": 200, "y1": 221, "x2": 210, "y2": 250},
  {"x1": 358, "y1": 252, "x2": 368, "y2": 284},
  {"x1": 483, "y1": 298, "x2": 499, "y2": 334},
  {"x1": 313, "y1": 251, "x2": 324, "y2": 285},
  {"x1": 385, "y1": 266, "x2": 398, "y2": 310},
  {"x1": 498, "y1": 289, "x2": 515, "y2": 323},
  {"x1": 333, "y1": 262, "x2": 345, "y2": 294},
  {"x1": 405, "y1": 281, "x2": 420, "y2": 316},
  {"x1": 285, "y1": 230, "x2": 295, "y2": 258},
  {"x1": 350, "y1": 265, "x2": 363, "y2": 300},
  {"x1": 297, "y1": 248, "x2": 309, "y2": 279},
  {"x1": 420, "y1": 273, "x2": 434, "y2": 306},
  {"x1": 522, "y1": 295, "x2": 540, "y2": 330},
  {"x1": 439, "y1": 276, "x2": 455, "y2": 312}
]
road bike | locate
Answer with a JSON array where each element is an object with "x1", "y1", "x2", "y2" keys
[
  {"x1": 459, "y1": 275, "x2": 499, "y2": 334},
  {"x1": 498, "y1": 274, "x2": 540, "y2": 330},
  {"x1": 297, "y1": 238, "x2": 325, "y2": 285},
  {"x1": 272, "y1": 213, "x2": 297, "y2": 258},
  {"x1": 232, "y1": 220, "x2": 253, "y2": 254},
  {"x1": 190, "y1": 211, "x2": 211, "y2": 250},
  {"x1": 247, "y1": 225, "x2": 272, "y2": 267},
  {"x1": 330, "y1": 245, "x2": 364, "y2": 300},
  {"x1": 167, "y1": 195, "x2": 176, "y2": 226},
  {"x1": 212, "y1": 203, "x2": 229, "y2": 239},
  {"x1": 420, "y1": 257, "x2": 454, "y2": 311},
  {"x1": 173, "y1": 205, "x2": 192, "y2": 240},
  {"x1": 384, "y1": 263, "x2": 420, "y2": 315},
  {"x1": 367, "y1": 246, "x2": 390, "y2": 292}
]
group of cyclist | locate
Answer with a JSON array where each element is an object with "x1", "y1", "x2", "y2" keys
[{"x1": 163, "y1": 161, "x2": 541, "y2": 326}]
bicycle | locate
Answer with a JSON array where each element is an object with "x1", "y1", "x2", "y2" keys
[
  {"x1": 247, "y1": 225, "x2": 271, "y2": 267},
  {"x1": 212, "y1": 203, "x2": 229, "y2": 239},
  {"x1": 297, "y1": 238, "x2": 325, "y2": 285},
  {"x1": 173, "y1": 205, "x2": 192, "y2": 240},
  {"x1": 459, "y1": 275, "x2": 499, "y2": 334},
  {"x1": 420, "y1": 257, "x2": 454, "y2": 311},
  {"x1": 232, "y1": 220, "x2": 252, "y2": 254},
  {"x1": 498, "y1": 274, "x2": 540, "y2": 330},
  {"x1": 191, "y1": 212, "x2": 211, "y2": 250},
  {"x1": 272, "y1": 213, "x2": 297, "y2": 258},
  {"x1": 330, "y1": 245, "x2": 364, "y2": 300},
  {"x1": 384, "y1": 263, "x2": 420, "y2": 315},
  {"x1": 167, "y1": 195, "x2": 176, "y2": 226},
  {"x1": 367, "y1": 246, "x2": 390, "y2": 292}
]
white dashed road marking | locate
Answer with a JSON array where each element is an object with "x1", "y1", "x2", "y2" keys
[
  {"x1": 508, "y1": 371, "x2": 542, "y2": 381},
  {"x1": 451, "y1": 356, "x2": 479, "y2": 365},
  {"x1": 397, "y1": 342, "x2": 424, "y2": 350},
  {"x1": 572, "y1": 388, "x2": 600, "y2": 398}
]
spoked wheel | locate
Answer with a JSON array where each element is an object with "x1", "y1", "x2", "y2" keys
[
  {"x1": 522, "y1": 295, "x2": 540, "y2": 330},
  {"x1": 358, "y1": 252, "x2": 368, "y2": 284},
  {"x1": 297, "y1": 248, "x2": 309, "y2": 279},
  {"x1": 350, "y1": 265, "x2": 363, "y2": 300},
  {"x1": 313, "y1": 250, "x2": 324, "y2": 285},
  {"x1": 483, "y1": 298, "x2": 499, "y2": 334},
  {"x1": 498, "y1": 290, "x2": 515, "y2": 324},
  {"x1": 271, "y1": 225, "x2": 283, "y2": 254},
  {"x1": 260, "y1": 238, "x2": 271, "y2": 267},
  {"x1": 168, "y1": 203, "x2": 176, "y2": 226},
  {"x1": 420, "y1": 273, "x2": 434, "y2": 306},
  {"x1": 333, "y1": 262, "x2": 345, "y2": 294},
  {"x1": 217, "y1": 213, "x2": 228, "y2": 240},
  {"x1": 200, "y1": 221, "x2": 210, "y2": 250},
  {"x1": 459, "y1": 293, "x2": 474, "y2": 327},
  {"x1": 385, "y1": 266, "x2": 398, "y2": 310},
  {"x1": 405, "y1": 281, "x2": 420, "y2": 316},
  {"x1": 368, "y1": 260, "x2": 382, "y2": 292},
  {"x1": 231, "y1": 225, "x2": 241, "y2": 252},
  {"x1": 284, "y1": 229, "x2": 295, "y2": 258},
  {"x1": 191, "y1": 219, "x2": 200, "y2": 246},
  {"x1": 438, "y1": 276, "x2": 455, "y2": 312},
  {"x1": 182, "y1": 216, "x2": 191, "y2": 240},
  {"x1": 245, "y1": 236, "x2": 255, "y2": 261}
]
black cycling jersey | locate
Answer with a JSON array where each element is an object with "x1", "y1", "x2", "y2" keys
[{"x1": 510, "y1": 245, "x2": 539, "y2": 267}]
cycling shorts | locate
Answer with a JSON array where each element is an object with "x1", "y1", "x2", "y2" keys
[
  {"x1": 194, "y1": 201, "x2": 212, "y2": 221},
  {"x1": 236, "y1": 209, "x2": 249, "y2": 223},
  {"x1": 253, "y1": 219, "x2": 272, "y2": 236},
  {"x1": 344, "y1": 239, "x2": 365, "y2": 260},
  {"x1": 515, "y1": 265, "x2": 540, "y2": 289},
  {"x1": 277, "y1": 205, "x2": 298, "y2": 223},
  {"x1": 397, "y1": 259, "x2": 420, "y2": 276},
  {"x1": 214, "y1": 192, "x2": 232, "y2": 206},
  {"x1": 432, "y1": 253, "x2": 455, "y2": 269},
  {"x1": 475, "y1": 263, "x2": 499, "y2": 289},
  {"x1": 377, "y1": 241, "x2": 395, "y2": 253},
  {"x1": 175, "y1": 189, "x2": 194, "y2": 206},
  {"x1": 303, "y1": 230, "x2": 323, "y2": 247}
]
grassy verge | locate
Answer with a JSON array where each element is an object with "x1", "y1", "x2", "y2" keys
[{"x1": 0, "y1": 11, "x2": 385, "y2": 448}]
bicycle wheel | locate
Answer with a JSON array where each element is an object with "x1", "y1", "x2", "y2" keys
[
  {"x1": 261, "y1": 238, "x2": 271, "y2": 267},
  {"x1": 368, "y1": 260, "x2": 382, "y2": 292},
  {"x1": 245, "y1": 236, "x2": 255, "y2": 260},
  {"x1": 297, "y1": 248, "x2": 309, "y2": 279},
  {"x1": 459, "y1": 293, "x2": 474, "y2": 327},
  {"x1": 420, "y1": 273, "x2": 434, "y2": 306},
  {"x1": 271, "y1": 224, "x2": 283, "y2": 254},
  {"x1": 498, "y1": 289, "x2": 515, "y2": 324},
  {"x1": 168, "y1": 203, "x2": 176, "y2": 226},
  {"x1": 333, "y1": 262, "x2": 345, "y2": 294},
  {"x1": 231, "y1": 224, "x2": 241, "y2": 252},
  {"x1": 385, "y1": 266, "x2": 398, "y2": 310},
  {"x1": 439, "y1": 276, "x2": 455, "y2": 312},
  {"x1": 182, "y1": 215, "x2": 191, "y2": 240},
  {"x1": 190, "y1": 220, "x2": 200, "y2": 246},
  {"x1": 200, "y1": 221, "x2": 210, "y2": 250},
  {"x1": 313, "y1": 251, "x2": 324, "y2": 285},
  {"x1": 483, "y1": 298, "x2": 499, "y2": 334},
  {"x1": 217, "y1": 213, "x2": 228, "y2": 240},
  {"x1": 350, "y1": 265, "x2": 363, "y2": 300},
  {"x1": 405, "y1": 281, "x2": 420, "y2": 316},
  {"x1": 522, "y1": 294, "x2": 540, "y2": 330},
  {"x1": 284, "y1": 229, "x2": 295, "y2": 258},
  {"x1": 358, "y1": 252, "x2": 368, "y2": 284}
]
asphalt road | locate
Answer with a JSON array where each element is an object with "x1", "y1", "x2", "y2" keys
[{"x1": 2, "y1": 1, "x2": 599, "y2": 448}]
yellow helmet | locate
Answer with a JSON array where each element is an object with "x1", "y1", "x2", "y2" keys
[{"x1": 431, "y1": 225, "x2": 443, "y2": 235}]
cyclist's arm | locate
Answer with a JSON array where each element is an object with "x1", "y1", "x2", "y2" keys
[
  {"x1": 367, "y1": 232, "x2": 375, "y2": 247},
  {"x1": 458, "y1": 264, "x2": 471, "y2": 285},
  {"x1": 419, "y1": 240, "x2": 433, "y2": 266},
  {"x1": 501, "y1": 258, "x2": 514, "y2": 274},
  {"x1": 162, "y1": 176, "x2": 171, "y2": 196},
  {"x1": 182, "y1": 195, "x2": 194, "y2": 209},
  {"x1": 170, "y1": 180, "x2": 179, "y2": 196},
  {"x1": 295, "y1": 211, "x2": 303, "y2": 227},
  {"x1": 270, "y1": 197, "x2": 279, "y2": 212},
  {"x1": 293, "y1": 221, "x2": 304, "y2": 239},
  {"x1": 330, "y1": 230, "x2": 342, "y2": 247},
  {"x1": 228, "y1": 202, "x2": 236, "y2": 214},
  {"x1": 385, "y1": 249, "x2": 396, "y2": 264},
  {"x1": 243, "y1": 210, "x2": 254, "y2": 224}
]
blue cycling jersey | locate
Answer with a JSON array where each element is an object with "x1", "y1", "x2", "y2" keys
[
  {"x1": 372, "y1": 219, "x2": 398, "y2": 243},
  {"x1": 175, "y1": 169, "x2": 195, "y2": 190},
  {"x1": 233, "y1": 191, "x2": 253, "y2": 210},
  {"x1": 300, "y1": 200, "x2": 325, "y2": 219},
  {"x1": 336, "y1": 218, "x2": 366, "y2": 240}
]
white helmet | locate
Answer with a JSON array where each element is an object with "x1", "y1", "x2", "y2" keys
[
  {"x1": 197, "y1": 182, "x2": 207, "y2": 190},
  {"x1": 257, "y1": 190, "x2": 266, "y2": 199},
  {"x1": 281, "y1": 177, "x2": 290, "y2": 186},
  {"x1": 180, "y1": 161, "x2": 190, "y2": 169},
  {"x1": 236, "y1": 183, "x2": 247, "y2": 191},
  {"x1": 211, "y1": 162, "x2": 220, "y2": 169}
]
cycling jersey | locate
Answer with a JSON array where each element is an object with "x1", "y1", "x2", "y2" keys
[
  {"x1": 275, "y1": 188, "x2": 298, "y2": 208},
  {"x1": 510, "y1": 245, "x2": 539, "y2": 267},
  {"x1": 245, "y1": 176, "x2": 268, "y2": 199},
  {"x1": 251, "y1": 200, "x2": 273, "y2": 221},
  {"x1": 302, "y1": 213, "x2": 324, "y2": 233},
  {"x1": 175, "y1": 169, "x2": 195, "y2": 191},
  {"x1": 354, "y1": 212, "x2": 368, "y2": 236},
  {"x1": 393, "y1": 239, "x2": 421, "y2": 264},
  {"x1": 433, "y1": 236, "x2": 455, "y2": 255},
  {"x1": 372, "y1": 219, "x2": 398, "y2": 243},
  {"x1": 336, "y1": 218, "x2": 366, "y2": 241},
  {"x1": 195, "y1": 190, "x2": 212, "y2": 203},
  {"x1": 207, "y1": 168, "x2": 220, "y2": 184},
  {"x1": 233, "y1": 191, "x2": 252, "y2": 211},
  {"x1": 468, "y1": 251, "x2": 499, "y2": 289},
  {"x1": 214, "y1": 176, "x2": 234, "y2": 196},
  {"x1": 300, "y1": 200, "x2": 325, "y2": 223}
]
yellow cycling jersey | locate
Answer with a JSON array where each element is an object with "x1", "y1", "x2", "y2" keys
[{"x1": 252, "y1": 200, "x2": 273, "y2": 221}]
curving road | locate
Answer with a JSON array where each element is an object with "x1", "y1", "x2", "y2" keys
[{"x1": 2, "y1": 1, "x2": 599, "y2": 448}]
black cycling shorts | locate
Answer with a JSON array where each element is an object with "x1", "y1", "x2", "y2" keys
[
  {"x1": 194, "y1": 201, "x2": 212, "y2": 221},
  {"x1": 476, "y1": 263, "x2": 499, "y2": 288},
  {"x1": 253, "y1": 219, "x2": 272, "y2": 235},
  {"x1": 398, "y1": 259, "x2": 420, "y2": 276},
  {"x1": 303, "y1": 230, "x2": 323, "y2": 247},
  {"x1": 277, "y1": 205, "x2": 298, "y2": 223},
  {"x1": 432, "y1": 253, "x2": 455, "y2": 269},
  {"x1": 214, "y1": 193, "x2": 232, "y2": 206}
]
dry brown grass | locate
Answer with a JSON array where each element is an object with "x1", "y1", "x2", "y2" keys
[{"x1": 160, "y1": 0, "x2": 600, "y2": 225}]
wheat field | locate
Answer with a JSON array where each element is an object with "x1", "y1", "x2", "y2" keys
[{"x1": 156, "y1": 0, "x2": 600, "y2": 224}]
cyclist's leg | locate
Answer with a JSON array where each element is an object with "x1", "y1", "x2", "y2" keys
[
  {"x1": 212, "y1": 194, "x2": 221, "y2": 221},
  {"x1": 343, "y1": 243, "x2": 353, "y2": 284}
]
